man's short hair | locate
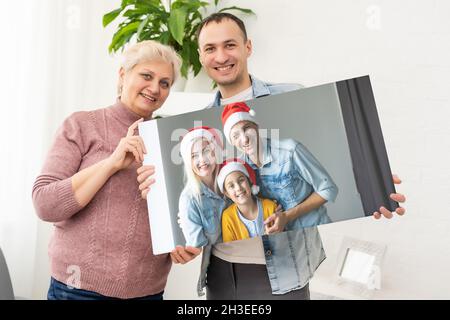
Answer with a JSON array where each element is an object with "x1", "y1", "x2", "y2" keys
[{"x1": 196, "y1": 12, "x2": 248, "y2": 43}]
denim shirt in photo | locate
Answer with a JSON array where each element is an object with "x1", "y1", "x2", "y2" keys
[
  {"x1": 201, "y1": 75, "x2": 334, "y2": 295},
  {"x1": 246, "y1": 138, "x2": 339, "y2": 229},
  {"x1": 178, "y1": 182, "x2": 227, "y2": 296}
]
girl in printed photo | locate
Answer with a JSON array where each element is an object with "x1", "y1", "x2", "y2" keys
[{"x1": 217, "y1": 158, "x2": 278, "y2": 243}]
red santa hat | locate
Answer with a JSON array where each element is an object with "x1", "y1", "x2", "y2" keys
[
  {"x1": 179, "y1": 126, "x2": 223, "y2": 161},
  {"x1": 221, "y1": 102, "x2": 257, "y2": 144},
  {"x1": 217, "y1": 158, "x2": 260, "y2": 195}
]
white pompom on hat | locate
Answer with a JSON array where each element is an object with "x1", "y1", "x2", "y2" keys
[
  {"x1": 217, "y1": 158, "x2": 260, "y2": 195},
  {"x1": 179, "y1": 126, "x2": 223, "y2": 162},
  {"x1": 221, "y1": 101, "x2": 258, "y2": 144}
]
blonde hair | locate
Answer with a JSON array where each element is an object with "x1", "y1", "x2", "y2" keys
[
  {"x1": 181, "y1": 138, "x2": 221, "y2": 200},
  {"x1": 118, "y1": 40, "x2": 182, "y2": 94}
]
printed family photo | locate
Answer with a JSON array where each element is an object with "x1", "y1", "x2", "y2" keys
[{"x1": 139, "y1": 75, "x2": 398, "y2": 255}]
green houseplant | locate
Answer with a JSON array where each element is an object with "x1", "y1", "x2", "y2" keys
[{"x1": 103, "y1": 0, "x2": 254, "y2": 79}]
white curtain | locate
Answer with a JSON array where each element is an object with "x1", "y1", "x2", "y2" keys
[{"x1": 0, "y1": 0, "x2": 120, "y2": 299}]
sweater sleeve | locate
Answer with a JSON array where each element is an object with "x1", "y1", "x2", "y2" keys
[{"x1": 32, "y1": 112, "x2": 88, "y2": 222}]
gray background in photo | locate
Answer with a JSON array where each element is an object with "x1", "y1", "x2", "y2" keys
[{"x1": 153, "y1": 83, "x2": 365, "y2": 246}]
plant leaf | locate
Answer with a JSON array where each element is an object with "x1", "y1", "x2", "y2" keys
[
  {"x1": 136, "y1": 0, "x2": 160, "y2": 7},
  {"x1": 137, "y1": 16, "x2": 150, "y2": 39},
  {"x1": 103, "y1": 8, "x2": 123, "y2": 27},
  {"x1": 135, "y1": 0, "x2": 164, "y2": 13},
  {"x1": 159, "y1": 31, "x2": 171, "y2": 45},
  {"x1": 109, "y1": 31, "x2": 134, "y2": 53},
  {"x1": 123, "y1": 8, "x2": 150, "y2": 18},
  {"x1": 169, "y1": 8, "x2": 187, "y2": 46},
  {"x1": 108, "y1": 21, "x2": 141, "y2": 53},
  {"x1": 218, "y1": 6, "x2": 255, "y2": 15},
  {"x1": 189, "y1": 41, "x2": 202, "y2": 76},
  {"x1": 179, "y1": 40, "x2": 192, "y2": 78},
  {"x1": 117, "y1": 21, "x2": 141, "y2": 37},
  {"x1": 121, "y1": 0, "x2": 135, "y2": 9}
]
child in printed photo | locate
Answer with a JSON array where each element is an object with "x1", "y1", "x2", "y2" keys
[{"x1": 217, "y1": 158, "x2": 278, "y2": 243}]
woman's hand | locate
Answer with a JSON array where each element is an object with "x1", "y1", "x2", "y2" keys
[
  {"x1": 107, "y1": 118, "x2": 147, "y2": 172},
  {"x1": 70, "y1": 118, "x2": 146, "y2": 208},
  {"x1": 170, "y1": 246, "x2": 202, "y2": 264},
  {"x1": 137, "y1": 165, "x2": 156, "y2": 199}
]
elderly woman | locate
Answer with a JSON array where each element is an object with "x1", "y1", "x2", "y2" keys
[{"x1": 32, "y1": 40, "x2": 181, "y2": 300}]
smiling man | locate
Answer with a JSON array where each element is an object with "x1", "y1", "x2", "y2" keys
[
  {"x1": 197, "y1": 13, "x2": 301, "y2": 108},
  {"x1": 197, "y1": 15, "x2": 253, "y2": 99}
]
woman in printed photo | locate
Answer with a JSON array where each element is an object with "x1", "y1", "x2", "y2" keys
[{"x1": 177, "y1": 126, "x2": 225, "y2": 249}]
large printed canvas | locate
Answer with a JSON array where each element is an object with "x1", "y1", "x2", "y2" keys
[{"x1": 139, "y1": 76, "x2": 398, "y2": 254}]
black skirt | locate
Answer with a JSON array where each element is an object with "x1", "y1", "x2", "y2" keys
[{"x1": 206, "y1": 255, "x2": 310, "y2": 300}]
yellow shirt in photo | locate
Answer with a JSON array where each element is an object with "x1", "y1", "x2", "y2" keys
[{"x1": 221, "y1": 198, "x2": 277, "y2": 243}]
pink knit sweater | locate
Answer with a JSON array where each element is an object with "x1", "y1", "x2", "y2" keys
[{"x1": 32, "y1": 101, "x2": 171, "y2": 299}]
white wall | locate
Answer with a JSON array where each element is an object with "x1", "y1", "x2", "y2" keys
[{"x1": 2, "y1": 0, "x2": 448, "y2": 299}]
